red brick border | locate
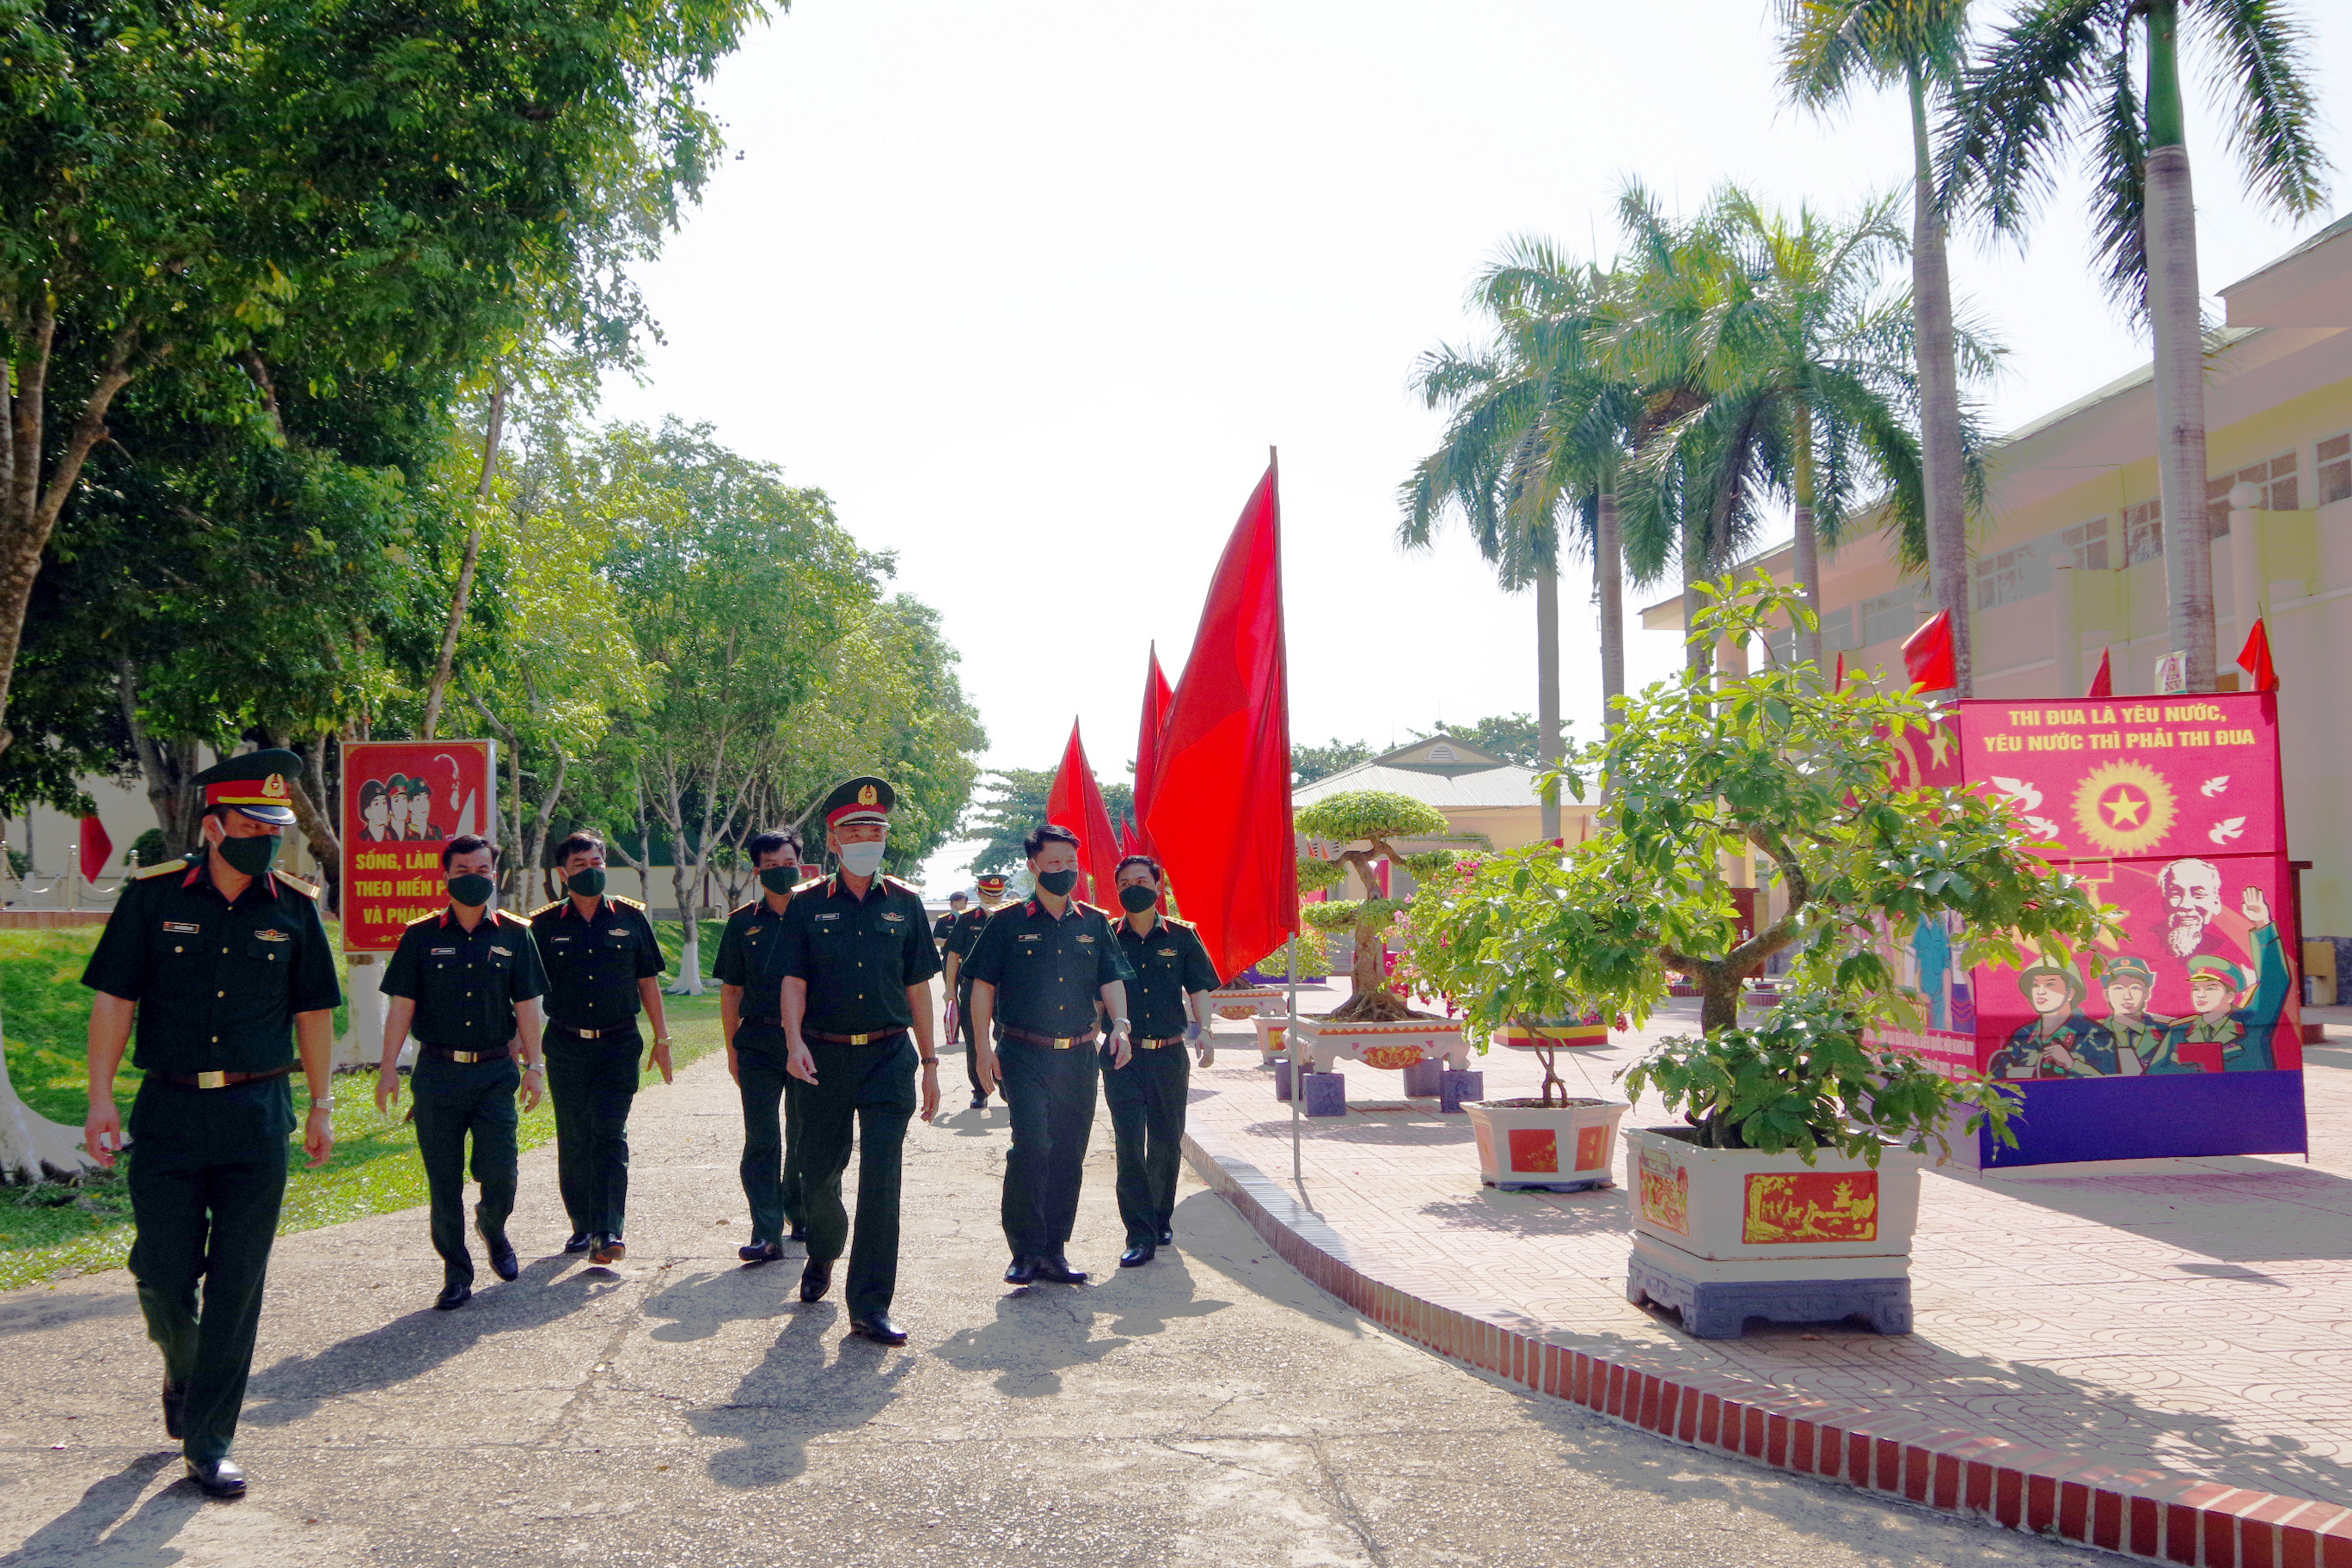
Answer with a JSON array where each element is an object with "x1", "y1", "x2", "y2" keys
[{"x1": 1185, "y1": 1134, "x2": 2352, "y2": 1566}]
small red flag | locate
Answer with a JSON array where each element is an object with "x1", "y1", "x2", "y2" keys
[
  {"x1": 1832, "y1": 652, "x2": 1846, "y2": 693},
  {"x1": 1045, "y1": 720, "x2": 1124, "y2": 910},
  {"x1": 1902, "y1": 609, "x2": 1956, "y2": 692},
  {"x1": 2237, "y1": 618, "x2": 2278, "y2": 692},
  {"x1": 1142, "y1": 460, "x2": 1296, "y2": 982},
  {"x1": 1132, "y1": 646, "x2": 1173, "y2": 855},
  {"x1": 78, "y1": 815, "x2": 113, "y2": 884},
  {"x1": 2086, "y1": 647, "x2": 2113, "y2": 698}
]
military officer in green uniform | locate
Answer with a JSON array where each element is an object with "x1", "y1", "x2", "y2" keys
[
  {"x1": 373, "y1": 834, "x2": 548, "y2": 1309},
  {"x1": 1988, "y1": 963, "x2": 2119, "y2": 1078},
  {"x1": 81, "y1": 750, "x2": 342, "y2": 1499},
  {"x1": 716, "y1": 827, "x2": 806, "y2": 1263},
  {"x1": 932, "y1": 892, "x2": 966, "y2": 947},
  {"x1": 966, "y1": 824, "x2": 1134, "y2": 1286},
  {"x1": 940, "y1": 872, "x2": 1011, "y2": 1110},
  {"x1": 764, "y1": 777, "x2": 941, "y2": 1344},
  {"x1": 2095, "y1": 956, "x2": 2165, "y2": 1075},
  {"x1": 530, "y1": 830, "x2": 672, "y2": 1266},
  {"x1": 1103, "y1": 854, "x2": 1221, "y2": 1268},
  {"x1": 2150, "y1": 887, "x2": 2292, "y2": 1074}
]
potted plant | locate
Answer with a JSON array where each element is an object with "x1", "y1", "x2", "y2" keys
[
  {"x1": 1287, "y1": 791, "x2": 1477, "y2": 1093},
  {"x1": 1403, "y1": 575, "x2": 2106, "y2": 1334}
]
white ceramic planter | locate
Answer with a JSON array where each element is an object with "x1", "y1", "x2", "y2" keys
[
  {"x1": 1465, "y1": 1099, "x2": 1630, "y2": 1188},
  {"x1": 1252, "y1": 1014, "x2": 1290, "y2": 1063},
  {"x1": 1211, "y1": 985, "x2": 1287, "y2": 1021},
  {"x1": 1289, "y1": 1015, "x2": 1469, "y2": 1075},
  {"x1": 1621, "y1": 1126, "x2": 1920, "y2": 1265}
]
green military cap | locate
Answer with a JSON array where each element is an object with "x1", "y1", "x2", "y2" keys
[
  {"x1": 2101, "y1": 955, "x2": 2156, "y2": 987},
  {"x1": 2185, "y1": 953, "x2": 2248, "y2": 990},
  {"x1": 822, "y1": 775, "x2": 897, "y2": 830},
  {"x1": 2015, "y1": 961, "x2": 2085, "y2": 1007},
  {"x1": 387, "y1": 773, "x2": 411, "y2": 792},
  {"x1": 409, "y1": 777, "x2": 432, "y2": 796},
  {"x1": 193, "y1": 748, "x2": 304, "y2": 826}
]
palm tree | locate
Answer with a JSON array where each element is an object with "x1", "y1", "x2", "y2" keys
[
  {"x1": 1942, "y1": 0, "x2": 2329, "y2": 691},
  {"x1": 1402, "y1": 244, "x2": 1644, "y2": 833},
  {"x1": 1778, "y1": 0, "x2": 1978, "y2": 694}
]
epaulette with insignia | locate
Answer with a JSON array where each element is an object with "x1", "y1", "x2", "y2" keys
[
  {"x1": 132, "y1": 854, "x2": 197, "y2": 881},
  {"x1": 273, "y1": 870, "x2": 322, "y2": 899},
  {"x1": 495, "y1": 908, "x2": 533, "y2": 927},
  {"x1": 732, "y1": 899, "x2": 760, "y2": 917},
  {"x1": 793, "y1": 877, "x2": 828, "y2": 895},
  {"x1": 884, "y1": 874, "x2": 920, "y2": 894},
  {"x1": 405, "y1": 910, "x2": 443, "y2": 927},
  {"x1": 611, "y1": 894, "x2": 647, "y2": 910},
  {"x1": 527, "y1": 900, "x2": 564, "y2": 919}
]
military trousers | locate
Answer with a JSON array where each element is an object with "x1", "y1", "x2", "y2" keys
[
  {"x1": 1102, "y1": 1043, "x2": 1190, "y2": 1247},
  {"x1": 125, "y1": 1074, "x2": 294, "y2": 1466},
  {"x1": 954, "y1": 980, "x2": 984, "y2": 1097},
  {"x1": 545, "y1": 1024, "x2": 640, "y2": 1240},
  {"x1": 796, "y1": 1033, "x2": 917, "y2": 1320},
  {"x1": 732, "y1": 1022, "x2": 805, "y2": 1247},
  {"x1": 410, "y1": 1051, "x2": 521, "y2": 1283},
  {"x1": 998, "y1": 1038, "x2": 1099, "y2": 1261}
]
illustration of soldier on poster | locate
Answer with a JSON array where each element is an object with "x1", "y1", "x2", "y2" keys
[{"x1": 340, "y1": 742, "x2": 497, "y2": 953}]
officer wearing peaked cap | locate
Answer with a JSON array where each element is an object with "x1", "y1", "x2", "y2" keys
[
  {"x1": 761, "y1": 776, "x2": 941, "y2": 1345},
  {"x1": 940, "y1": 873, "x2": 1012, "y2": 1111},
  {"x1": 81, "y1": 750, "x2": 342, "y2": 1499}
]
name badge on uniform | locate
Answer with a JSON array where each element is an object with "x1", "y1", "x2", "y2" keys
[
  {"x1": 1016, "y1": 932, "x2": 1042, "y2": 943},
  {"x1": 255, "y1": 928, "x2": 291, "y2": 943},
  {"x1": 815, "y1": 911, "x2": 842, "y2": 922},
  {"x1": 430, "y1": 946, "x2": 457, "y2": 956},
  {"x1": 548, "y1": 934, "x2": 573, "y2": 944},
  {"x1": 162, "y1": 921, "x2": 201, "y2": 934}
]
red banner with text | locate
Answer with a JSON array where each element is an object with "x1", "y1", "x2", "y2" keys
[{"x1": 340, "y1": 741, "x2": 497, "y2": 953}]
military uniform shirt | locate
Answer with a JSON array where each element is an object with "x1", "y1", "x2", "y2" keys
[
  {"x1": 931, "y1": 912, "x2": 957, "y2": 945},
  {"x1": 530, "y1": 896, "x2": 665, "y2": 1030},
  {"x1": 1112, "y1": 914, "x2": 1221, "y2": 1038},
  {"x1": 80, "y1": 856, "x2": 342, "y2": 1073},
  {"x1": 764, "y1": 874, "x2": 940, "y2": 1035},
  {"x1": 713, "y1": 896, "x2": 793, "y2": 1024},
  {"x1": 943, "y1": 904, "x2": 993, "y2": 971},
  {"x1": 381, "y1": 907, "x2": 547, "y2": 1050},
  {"x1": 961, "y1": 897, "x2": 1135, "y2": 1038}
]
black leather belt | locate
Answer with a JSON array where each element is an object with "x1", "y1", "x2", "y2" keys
[
  {"x1": 420, "y1": 1043, "x2": 512, "y2": 1063},
  {"x1": 805, "y1": 1027, "x2": 909, "y2": 1046},
  {"x1": 1001, "y1": 1026, "x2": 1097, "y2": 1050},
  {"x1": 150, "y1": 1064, "x2": 295, "y2": 1090}
]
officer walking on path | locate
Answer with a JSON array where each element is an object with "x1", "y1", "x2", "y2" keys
[
  {"x1": 530, "y1": 830, "x2": 672, "y2": 1266},
  {"x1": 764, "y1": 777, "x2": 942, "y2": 1345},
  {"x1": 716, "y1": 827, "x2": 807, "y2": 1264},
  {"x1": 965, "y1": 824, "x2": 1134, "y2": 1287},
  {"x1": 932, "y1": 891, "x2": 966, "y2": 947},
  {"x1": 940, "y1": 872, "x2": 1011, "y2": 1110},
  {"x1": 1103, "y1": 854, "x2": 1220, "y2": 1268},
  {"x1": 372, "y1": 834, "x2": 548, "y2": 1310},
  {"x1": 79, "y1": 750, "x2": 342, "y2": 1499}
]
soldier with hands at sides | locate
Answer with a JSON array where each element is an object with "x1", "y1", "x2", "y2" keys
[
  {"x1": 717, "y1": 827, "x2": 808, "y2": 1263},
  {"x1": 1102, "y1": 854, "x2": 1220, "y2": 1267}
]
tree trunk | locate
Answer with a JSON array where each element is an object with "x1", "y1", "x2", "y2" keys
[
  {"x1": 420, "y1": 382, "x2": 507, "y2": 739},
  {"x1": 669, "y1": 854, "x2": 706, "y2": 996},
  {"x1": 1791, "y1": 415, "x2": 1823, "y2": 671},
  {"x1": 1695, "y1": 964, "x2": 1745, "y2": 1037},
  {"x1": 1909, "y1": 63, "x2": 1973, "y2": 698},
  {"x1": 267, "y1": 733, "x2": 342, "y2": 910},
  {"x1": 1681, "y1": 518, "x2": 1713, "y2": 677},
  {"x1": 118, "y1": 661, "x2": 200, "y2": 854},
  {"x1": 1596, "y1": 492, "x2": 1625, "y2": 732},
  {"x1": 1534, "y1": 555, "x2": 1562, "y2": 840},
  {"x1": 2141, "y1": 9, "x2": 2215, "y2": 691},
  {"x1": 0, "y1": 1026, "x2": 94, "y2": 1182}
]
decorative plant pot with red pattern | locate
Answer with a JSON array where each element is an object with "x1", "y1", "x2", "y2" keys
[
  {"x1": 1623, "y1": 1126, "x2": 1920, "y2": 1265},
  {"x1": 1464, "y1": 1097, "x2": 1629, "y2": 1191},
  {"x1": 1288, "y1": 1014, "x2": 1468, "y2": 1075},
  {"x1": 1210, "y1": 984, "x2": 1287, "y2": 1021}
]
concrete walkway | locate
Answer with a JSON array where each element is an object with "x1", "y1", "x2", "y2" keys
[
  {"x1": 1181, "y1": 999, "x2": 2352, "y2": 1563},
  {"x1": 0, "y1": 1016, "x2": 2091, "y2": 1568}
]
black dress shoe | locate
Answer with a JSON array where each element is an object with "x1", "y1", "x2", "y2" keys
[
  {"x1": 589, "y1": 1234, "x2": 626, "y2": 1265},
  {"x1": 1032, "y1": 1255, "x2": 1089, "y2": 1285},
  {"x1": 563, "y1": 1231, "x2": 593, "y2": 1255},
  {"x1": 435, "y1": 1279, "x2": 473, "y2": 1311},
  {"x1": 1157, "y1": 1228, "x2": 1173, "y2": 1246},
  {"x1": 799, "y1": 1258, "x2": 833, "y2": 1303},
  {"x1": 484, "y1": 1235, "x2": 519, "y2": 1282},
  {"x1": 738, "y1": 1240, "x2": 784, "y2": 1265},
  {"x1": 1119, "y1": 1246, "x2": 1155, "y2": 1268},
  {"x1": 1003, "y1": 1256, "x2": 1038, "y2": 1286},
  {"x1": 969, "y1": 1092, "x2": 988, "y2": 1110},
  {"x1": 186, "y1": 1457, "x2": 247, "y2": 1498},
  {"x1": 848, "y1": 1313, "x2": 909, "y2": 1345},
  {"x1": 787, "y1": 1224, "x2": 809, "y2": 1244},
  {"x1": 162, "y1": 1382, "x2": 187, "y2": 1441}
]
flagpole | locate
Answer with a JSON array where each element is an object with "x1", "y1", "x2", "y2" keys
[{"x1": 1268, "y1": 444, "x2": 1305, "y2": 1185}]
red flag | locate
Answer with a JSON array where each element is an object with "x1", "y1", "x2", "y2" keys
[
  {"x1": 2086, "y1": 647, "x2": 2113, "y2": 698},
  {"x1": 1117, "y1": 817, "x2": 1142, "y2": 859},
  {"x1": 2237, "y1": 618, "x2": 2278, "y2": 692},
  {"x1": 1142, "y1": 461, "x2": 1296, "y2": 982},
  {"x1": 78, "y1": 816, "x2": 113, "y2": 884},
  {"x1": 1902, "y1": 609, "x2": 1956, "y2": 692},
  {"x1": 1045, "y1": 720, "x2": 1123, "y2": 910},
  {"x1": 1832, "y1": 652, "x2": 1846, "y2": 693},
  {"x1": 1131, "y1": 646, "x2": 1174, "y2": 853}
]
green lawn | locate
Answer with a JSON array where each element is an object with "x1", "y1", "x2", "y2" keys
[{"x1": 0, "y1": 919, "x2": 732, "y2": 1290}]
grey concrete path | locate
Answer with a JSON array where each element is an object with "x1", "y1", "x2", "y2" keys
[{"x1": 0, "y1": 1025, "x2": 2098, "y2": 1568}]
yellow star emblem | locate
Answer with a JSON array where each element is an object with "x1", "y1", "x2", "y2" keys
[
  {"x1": 2070, "y1": 760, "x2": 2176, "y2": 854},
  {"x1": 2102, "y1": 790, "x2": 2145, "y2": 827},
  {"x1": 1924, "y1": 728, "x2": 1954, "y2": 766}
]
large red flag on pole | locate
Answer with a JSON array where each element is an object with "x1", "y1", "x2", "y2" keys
[
  {"x1": 2237, "y1": 618, "x2": 2279, "y2": 692},
  {"x1": 1132, "y1": 646, "x2": 1174, "y2": 853},
  {"x1": 1045, "y1": 720, "x2": 1123, "y2": 910},
  {"x1": 1142, "y1": 459, "x2": 1295, "y2": 982}
]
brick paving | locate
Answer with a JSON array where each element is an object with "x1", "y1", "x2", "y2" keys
[{"x1": 1185, "y1": 998, "x2": 2352, "y2": 1511}]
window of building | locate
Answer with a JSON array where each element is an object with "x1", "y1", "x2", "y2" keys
[
  {"x1": 2059, "y1": 517, "x2": 2110, "y2": 571},
  {"x1": 2122, "y1": 499, "x2": 2164, "y2": 564},
  {"x1": 1859, "y1": 590, "x2": 1917, "y2": 647},
  {"x1": 2320, "y1": 432, "x2": 2350, "y2": 506},
  {"x1": 2208, "y1": 450, "x2": 2300, "y2": 532},
  {"x1": 1819, "y1": 605, "x2": 1857, "y2": 654},
  {"x1": 1971, "y1": 542, "x2": 2052, "y2": 609},
  {"x1": 1762, "y1": 624, "x2": 1791, "y2": 664}
]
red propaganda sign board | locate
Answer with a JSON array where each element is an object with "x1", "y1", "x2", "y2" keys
[{"x1": 340, "y1": 741, "x2": 497, "y2": 953}]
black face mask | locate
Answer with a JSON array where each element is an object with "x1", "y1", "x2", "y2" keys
[
  {"x1": 217, "y1": 833, "x2": 283, "y2": 877},
  {"x1": 1035, "y1": 869, "x2": 1080, "y2": 897},
  {"x1": 758, "y1": 867, "x2": 799, "y2": 895},
  {"x1": 1118, "y1": 884, "x2": 1159, "y2": 913},
  {"x1": 447, "y1": 873, "x2": 495, "y2": 908},
  {"x1": 567, "y1": 867, "x2": 607, "y2": 898}
]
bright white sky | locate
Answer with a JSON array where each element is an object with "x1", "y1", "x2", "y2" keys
[{"x1": 598, "y1": 0, "x2": 2348, "y2": 887}]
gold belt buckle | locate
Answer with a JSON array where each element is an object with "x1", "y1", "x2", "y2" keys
[
  {"x1": 1052, "y1": 1037, "x2": 1075, "y2": 1049},
  {"x1": 195, "y1": 1071, "x2": 229, "y2": 1089},
  {"x1": 452, "y1": 1050, "x2": 483, "y2": 1063},
  {"x1": 848, "y1": 1032, "x2": 874, "y2": 1045}
]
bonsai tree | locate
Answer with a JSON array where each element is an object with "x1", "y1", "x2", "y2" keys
[
  {"x1": 1402, "y1": 574, "x2": 2110, "y2": 1161},
  {"x1": 1293, "y1": 789, "x2": 1462, "y2": 1023}
]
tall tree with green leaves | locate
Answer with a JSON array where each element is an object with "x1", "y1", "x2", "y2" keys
[
  {"x1": 1778, "y1": 0, "x2": 1979, "y2": 694},
  {"x1": 1941, "y1": 0, "x2": 2329, "y2": 691}
]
